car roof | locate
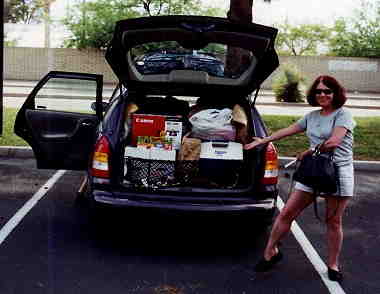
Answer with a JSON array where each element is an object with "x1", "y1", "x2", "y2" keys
[{"x1": 106, "y1": 15, "x2": 279, "y2": 98}]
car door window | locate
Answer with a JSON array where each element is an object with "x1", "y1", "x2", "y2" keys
[{"x1": 35, "y1": 77, "x2": 98, "y2": 113}]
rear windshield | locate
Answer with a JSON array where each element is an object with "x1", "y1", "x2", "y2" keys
[{"x1": 131, "y1": 41, "x2": 254, "y2": 79}]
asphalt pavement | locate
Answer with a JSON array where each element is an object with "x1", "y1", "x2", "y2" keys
[
  {"x1": 1, "y1": 156, "x2": 380, "y2": 294},
  {"x1": 1, "y1": 79, "x2": 380, "y2": 171},
  {"x1": 1, "y1": 80, "x2": 379, "y2": 294}
]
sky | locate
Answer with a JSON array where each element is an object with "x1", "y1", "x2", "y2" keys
[
  {"x1": 51, "y1": 0, "x2": 359, "y2": 25},
  {"x1": 6, "y1": 0, "x2": 360, "y2": 47},
  {"x1": 207, "y1": 0, "x2": 359, "y2": 26}
]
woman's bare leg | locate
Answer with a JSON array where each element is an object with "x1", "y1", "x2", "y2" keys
[
  {"x1": 263, "y1": 189, "x2": 315, "y2": 260},
  {"x1": 325, "y1": 197, "x2": 349, "y2": 271}
]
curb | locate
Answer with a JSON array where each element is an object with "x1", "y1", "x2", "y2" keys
[
  {"x1": 256, "y1": 102, "x2": 380, "y2": 110},
  {"x1": 279, "y1": 157, "x2": 380, "y2": 173},
  {"x1": 1, "y1": 146, "x2": 379, "y2": 172},
  {"x1": 5, "y1": 93, "x2": 380, "y2": 110},
  {"x1": 0, "y1": 146, "x2": 35, "y2": 158}
]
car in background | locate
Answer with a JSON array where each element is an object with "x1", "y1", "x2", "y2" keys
[
  {"x1": 14, "y1": 15, "x2": 280, "y2": 226},
  {"x1": 134, "y1": 51, "x2": 225, "y2": 77}
]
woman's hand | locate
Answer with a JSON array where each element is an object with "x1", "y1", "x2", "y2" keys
[
  {"x1": 243, "y1": 137, "x2": 266, "y2": 150},
  {"x1": 297, "y1": 149, "x2": 313, "y2": 161}
]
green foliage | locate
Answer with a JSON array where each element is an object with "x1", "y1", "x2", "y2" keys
[
  {"x1": 263, "y1": 115, "x2": 380, "y2": 161},
  {"x1": 275, "y1": 22, "x2": 331, "y2": 56},
  {"x1": 328, "y1": 0, "x2": 380, "y2": 57},
  {"x1": 4, "y1": 109, "x2": 379, "y2": 161},
  {"x1": 0, "y1": 108, "x2": 29, "y2": 146},
  {"x1": 4, "y1": 32, "x2": 18, "y2": 47},
  {"x1": 4, "y1": 0, "x2": 54, "y2": 24},
  {"x1": 353, "y1": 117, "x2": 380, "y2": 160},
  {"x1": 62, "y1": 0, "x2": 142, "y2": 49},
  {"x1": 272, "y1": 63, "x2": 307, "y2": 103},
  {"x1": 62, "y1": 0, "x2": 225, "y2": 50},
  {"x1": 5, "y1": 0, "x2": 43, "y2": 23},
  {"x1": 2, "y1": 107, "x2": 379, "y2": 161},
  {"x1": 140, "y1": 0, "x2": 224, "y2": 16}
]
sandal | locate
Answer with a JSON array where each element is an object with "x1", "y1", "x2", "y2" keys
[
  {"x1": 254, "y1": 250, "x2": 283, "y2": 272},
  {"x1": 328, "y1": 268, "x2": 343, "y2": 282}
]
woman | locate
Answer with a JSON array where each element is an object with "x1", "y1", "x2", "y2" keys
[{"x1": 244, "y1": 75, "x2": 356, "y2": 282}]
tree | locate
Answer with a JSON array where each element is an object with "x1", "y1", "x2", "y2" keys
[
  {"x1": 140, "y1": 0, "x2": 223, "y2": 16},
  {"x1": 328, "y1": 0, "x2": 380, "y2": 57},
  {"x1": 225, "y1": 0, "x2": 271, "y2": 76},
  {"x1": 63, "y1": 0, "x2": 142, "y2": 49},
  {"x1": 41, "y1": 0, "x2": 56, "y2": 48},
  {"x1": 5, "y1": 0, "x2": 44, "y2": 23},
  {"x1": 275, "y1": 22, "x2": 331, "y2": 56},
  {"x1": 62, "y1": 0, "x2": 224, "y2": 49},
  {"x1": 4, "y1": 0, "x2": 11, "y2": 22}
]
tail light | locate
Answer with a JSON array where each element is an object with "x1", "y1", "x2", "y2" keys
[
  {"x1": 91, "y1": 135, "x2": 111, "y2": 179},
  {"x1": 261, "y1": 142, "x2": 279, "y2": 185}
]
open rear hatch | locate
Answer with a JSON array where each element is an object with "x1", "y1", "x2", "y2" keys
[
  {"x1": 106, "y1": 15, "x2": 279, "y2": 98},
  {"x1": 104, "y1": 16, "x2": 279, "y2": 192}
]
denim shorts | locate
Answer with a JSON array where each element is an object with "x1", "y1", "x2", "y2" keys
[{"x1": 294, "y1": 163, "x2": 354, "y2": 197}]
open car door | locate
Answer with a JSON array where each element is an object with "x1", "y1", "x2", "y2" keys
[{"x1": 14, "y1": 71, "x2": 104, "y2": 170}]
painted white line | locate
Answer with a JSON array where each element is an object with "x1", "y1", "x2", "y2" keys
[
  {"x1": 0, "y1": 170, "x2": 66, "y2": 245},
  {"x1": 277, "y1": 196, "x2": 346, "y2": 294}
]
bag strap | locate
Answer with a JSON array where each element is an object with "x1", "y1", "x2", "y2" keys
[
  {"x1": 314, "y1": 111, "x2": 341, "y2": 221},
  {"x1": 313, "y1": 191, "x2": 322, "y2": 221},
  {"x1": 286, "y1": 161, "x2": 321, "y2": 220}
]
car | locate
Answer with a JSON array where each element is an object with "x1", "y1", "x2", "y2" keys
[
  {"x1": 134, "y1": 51, "x2": 225, "y2": 77},
  {"x1": 14, "y1": 15, "x2": 280, "y2": 225}
]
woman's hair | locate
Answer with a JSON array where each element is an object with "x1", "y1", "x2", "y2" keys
[{"x1": 306, "y1": 75, "x2": 347, "y2": 108}]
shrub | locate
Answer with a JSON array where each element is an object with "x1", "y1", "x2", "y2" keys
[{"x1": 272, "y1": 63, "x2": 307, "y2": 103}]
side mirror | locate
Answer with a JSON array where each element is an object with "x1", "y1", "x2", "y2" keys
[{"x1": 91, "y1": 101, "x2": 109, "y2": 112}]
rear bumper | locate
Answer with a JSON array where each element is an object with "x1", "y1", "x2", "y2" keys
[{"x1": 93, "y1": 190, "x2": 277, "y2": 213}]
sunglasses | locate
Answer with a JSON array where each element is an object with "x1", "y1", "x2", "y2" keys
[{"x1": 315, "y1": 89, "x2": 333, "y2": 95}]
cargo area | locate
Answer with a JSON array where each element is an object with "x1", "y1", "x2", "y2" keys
[{"x1": 121, "y1": 95, "x2": 255, "y2": 191}]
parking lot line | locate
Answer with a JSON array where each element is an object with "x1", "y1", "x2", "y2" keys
[
  {"x1": 277, "y1": 196, "x2": 346, "y2": 294},
  {"x1": 0, "y1": 170, "x2": 66, "y2": 245}
]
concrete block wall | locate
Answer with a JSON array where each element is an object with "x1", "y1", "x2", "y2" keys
[
  {"x1": 4, "y1": 47, "x2": 380, "y2": 92},
  {"x1": 4, "y1": 47, "x2": 118, "y2": 83},
  {"x1": 262, "y1": 56, "x2": 380, "y2": 93}
]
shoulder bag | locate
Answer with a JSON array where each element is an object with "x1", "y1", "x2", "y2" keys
[{"x1": 293, "y1": 144, "x2": 338, "y2": 194}]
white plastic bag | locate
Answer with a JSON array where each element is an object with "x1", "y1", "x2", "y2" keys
[{"x1": 189, "y1": 108, "x2": 236, "y2": 141}]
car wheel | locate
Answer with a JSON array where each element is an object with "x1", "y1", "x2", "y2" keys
[{"x1": 89, "y1": 196, "x2": 114, "y2": 233}]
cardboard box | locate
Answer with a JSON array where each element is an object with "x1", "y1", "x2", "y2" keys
[
  {"x1": 164, "y1": 117, "x2": 183, "y2": 150},
  {"x1": 131, "y1": 114, "x2": 183, "y2": 150},
  {"x1": 131, "y1": 114, "x2": 166, "y2": 146},
  {"x1": 125, "y1": 146, "x2": 151, "y2": 159}
]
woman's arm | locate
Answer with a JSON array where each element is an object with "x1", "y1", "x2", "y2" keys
[
  {"x1": 319, "y1": 126, "x2": 348, "y2": 152},
  {"x1": 244, "y1": 123, "x2": 304, "y2": 150}
]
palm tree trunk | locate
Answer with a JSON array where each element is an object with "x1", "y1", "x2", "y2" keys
[{"x1": 225, "y1": 0, "x2": 253, "y2": 77}]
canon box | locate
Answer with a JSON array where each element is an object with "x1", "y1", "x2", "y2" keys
[{"x1": 131, "y1": 114, "x2": 183, "y2": 149}]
